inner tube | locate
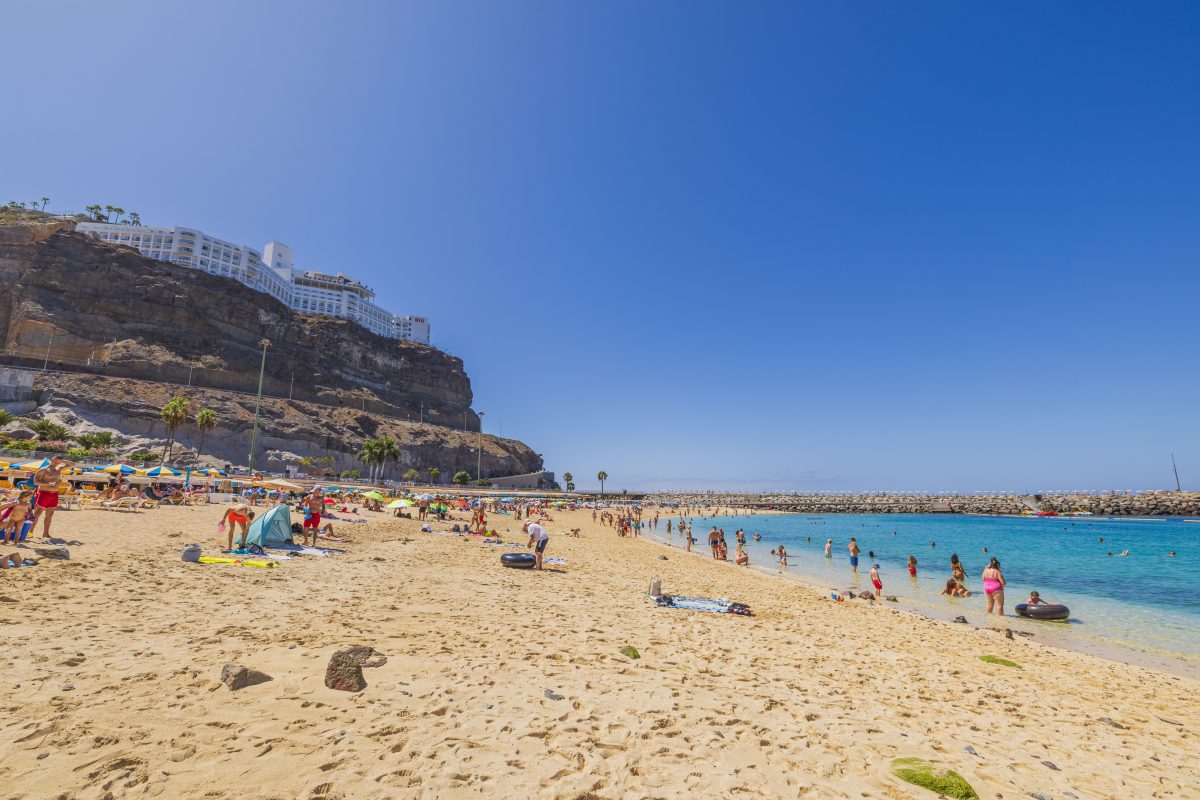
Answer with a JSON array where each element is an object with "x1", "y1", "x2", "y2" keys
[
  {"x1": 1016, "y1": 603, "x2": 1070, "y2": 621},
  {"x1": 500, "y1": 552, "x2": 536, "y2": 569}
]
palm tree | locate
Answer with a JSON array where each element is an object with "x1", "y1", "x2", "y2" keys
[
  {"x1": 562, "y1": 472, "x2": 573, "y2": 493},
  {"x1": 0, "y1": 409, "x2": 14, "y2": 428},
  {"x1": 84, "y1": 204, "x2": 104, "y2": 221},
  {"x1": 103, "y1": 205, "x2": 116, "y2": 222},
  {"x1": 426, "y1": 466, "x2": 440, "y2": 485},
  {"x1": 128, "y1": 211, "x2": 141, "y2": 226},
  {"x1": 39, "y1": 197, "x2": 50, "y2": 211},
  {"x1": 30, "y1": 419, "x2": 70, "y2": 441},
  {"x1": 567, "y1": 481, "x2": 575, "y2": 492},
  {"x1": 598, "y1": 470, "x2": 608, "y2": 498},
  {"x1": 373, "y1": 435, "x2": 401, "y2": 481},
  {"x1": 357, "y1": 439, "x2": 381, "y2": 482},
  {"x1": 159, "y1": 396, "x2": 191, "y2": 464},
  {"x1": 403, "y1": 468, "x2": 420, "y2": 484},
  {"x1": 111, "y1": 206, "x2": 126, "y2": 223},
  {"x1": 194, "y1": 408, "x2": 217, "y2": 458}
]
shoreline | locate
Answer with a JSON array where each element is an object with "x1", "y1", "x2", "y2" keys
[{"x1": 638, "y1": 524, "x2": 1200, "y2": 681}]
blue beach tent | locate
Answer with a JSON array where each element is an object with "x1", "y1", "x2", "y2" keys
[{"x1": 244, "y1": 505, "x2": 294, "y2": 549}]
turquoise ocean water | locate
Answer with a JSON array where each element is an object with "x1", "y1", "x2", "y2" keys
[{"x1": 649, "y1": 513, "x2": 1200, "y2": 673}]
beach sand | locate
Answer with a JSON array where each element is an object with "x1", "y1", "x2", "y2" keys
[{"x1": 2, "y1": 505, "x2": 1197, "y2": 799}]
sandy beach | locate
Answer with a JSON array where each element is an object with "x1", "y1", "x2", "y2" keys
[{"x1": 3, "y1": 504, "x2": 1198, "y2": 799}]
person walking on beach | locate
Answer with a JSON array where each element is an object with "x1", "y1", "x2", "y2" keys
[
  {"x1": 524, "y1": 520, "x2": 549, "y2": 570},
  {"x1": 777, "y1": 544, "x2": 788, "y2": 568},
  {"x1": 708, "y1": 527, "x2": 720, "y2": 559},
  {"x1": 870, "y1": 564, "x2": 883, "y2": 596},
  {"x1": 982, "y1": 557, "x2": 1006, "y2": 615},
  {"x1": 848, "y1": 537, "x2": 860, "y2": 573},
  {"x1": 907, "y1": 555, "x2": 918, "y2": 576},
  {"x1": 301, "y1": 486, "x2": 325, "y2": 546},
  {"x1": 31, "y1": 455, "x2": 73, "y2": 540}
]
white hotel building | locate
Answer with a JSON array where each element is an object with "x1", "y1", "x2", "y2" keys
[{"x1": 77, "y1": 222, "x2": 430, "y2": 344}]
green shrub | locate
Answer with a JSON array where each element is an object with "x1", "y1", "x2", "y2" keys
[
  {"x1": 339, "y1": 469, "x2": 361, "y2": 479},
  {"x1": 30, "y1": 419, "x2": 70, "y2": 441},
  {"x1": 68, "y1": 448, "x2": 89, "y2": 459},
  {"x1": 7, "y1": 439, "x2": 36, "y2": 451},
  {"x1": 890, "y1": 758, "x2": 978, "y2": 799}
]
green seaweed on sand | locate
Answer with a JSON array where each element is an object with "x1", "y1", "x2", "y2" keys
[
  {"x1": 890, "y1": 758, "x2": 978, "y2": 799},
  {"x1": 979, "y1": 655, "x2": 1021, "y2": 668},
  {"x1": 619, "y1": 645, "x2": 640, "y2": 660}
]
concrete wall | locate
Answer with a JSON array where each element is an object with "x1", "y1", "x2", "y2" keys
[
  {"x1": 490, "y1": 471, "x2": 557, "y2": 490},
  {"x1": 0, "y1": 367, "x2": 35, "y2": 403}
]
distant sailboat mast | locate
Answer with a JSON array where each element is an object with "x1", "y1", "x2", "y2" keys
[{"x1": 1171, "y1": 453, "x2": 1182, "y2": 492}]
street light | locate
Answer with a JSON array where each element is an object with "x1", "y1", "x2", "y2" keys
[
  {"x1": 248, "y1": 338, "x2": 270, "y2": 470},
  {"x1": 476, "y1": 411, "x2": 485, "y2": 481}
]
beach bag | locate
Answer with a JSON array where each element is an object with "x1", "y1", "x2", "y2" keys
[{"x1": 181, "y1": 544, "x2": 202, "y2": 563}]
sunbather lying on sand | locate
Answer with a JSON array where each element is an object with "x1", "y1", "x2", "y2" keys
[{"x1": 2, "y1": 551, "x2": 24, "y2": 568}]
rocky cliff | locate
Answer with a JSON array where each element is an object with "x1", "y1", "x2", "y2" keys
[
  {"x1": 0, "y1": 214, "x2": 543, "y2": 477},
  {"x1": 0, "y1": 216, "x2": 475, "y2": 428},
  {"x1": 28, "y1": 372, "x2": 541, "y2": 478}
]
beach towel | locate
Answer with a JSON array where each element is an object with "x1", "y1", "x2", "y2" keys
[
  {"x1": 544, "y1": 557, "x2": 567, "y2": 565},
  {"x1": 3, "y1": 557, "x2": 36, "y2": 568},
  {"x1": 197, "y1": 556, "x2": 278, "y2": 568},
  {"x1": 267, "y1": 543, "x2": 342, "y2": 557},
  {"x1": 654, "y1": 595, "x2": 752, "y2": 616}
]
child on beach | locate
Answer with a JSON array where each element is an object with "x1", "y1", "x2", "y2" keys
[
  {"x1": 870, "y1": 564, "x2": 883, "y2": 595},
  {"x1": 777, "y1": 544, "x2": 788, "y2": 567},
  {"x1": 1026, "y1": 590, "x2": 1049, "y2": 606},
  {"x1": 907, "y1": 555, "x2": 917, "y2": 576},
  {"x1": 735, "y1": 542, "x2": 749, "y2": 566},
  {"x1": 1, "y1": 490, "x2": 34, "y2": 544},
  {"x1": 941, "y1": 578, "x2": 970, "y2": 598}
]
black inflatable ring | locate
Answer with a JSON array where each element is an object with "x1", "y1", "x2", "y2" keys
[
  {"x1": 501, "y1": 552, "x2": 536, "y2": 569},
  {"x1": 1015, "y1": 603, "x2": 1070, "y2": 621}
]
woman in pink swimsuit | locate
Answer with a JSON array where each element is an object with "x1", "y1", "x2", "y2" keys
[{"x1": 982, "y1": 557, "x2": 1006, "y2": 616}]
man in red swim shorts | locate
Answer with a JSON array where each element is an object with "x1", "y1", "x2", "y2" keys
[
  {"x1": 301, "y1": 486, "x2": 325, "y2": 546},
  {"x1": 32, "y1": 455, "x2": 73, "y2": 540}
]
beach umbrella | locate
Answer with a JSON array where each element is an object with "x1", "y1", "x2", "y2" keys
[
  {"x1": 99, "y1": 463, "x2": 137, "y2": 475},
  {"x1": 14, "y1": 459, "x2": 52, "y2": 471},
  {"x1": 194, "y1": 468, "x2": 226, "y2": 477},
  {"x1": 140, "y1": 465, "x2": 181, "y2": 477},
  {"x1": 265, "y1": 478, "x2": 304, "y2": 491},
  {"x1": 363, "y1": 490, "x2": 388, "y2": 501},
  {"x1": 415, "y1": 493, "x2": 434, "y2": 501},
  {"x1": 386, "y1": 499, "x2": 412, "y2": 509}
]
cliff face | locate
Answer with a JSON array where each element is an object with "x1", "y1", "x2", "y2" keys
[
  {"x1": 0, "y1": 219, "x2": 475, "y2": 428},
  {"x1": 31, "y1": 372, "x2": 542, "y2": 479},
  {"x1": 0, "y1": 216, "x2": 543, "y2": 477}
]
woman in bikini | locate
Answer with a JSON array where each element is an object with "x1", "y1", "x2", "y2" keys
[
  {"x1": 221, "y1": 503, "x2": 254, "y2": 550},
  {"x1": 982, "y1": 557, "x2": 1006, "y2": 615}
]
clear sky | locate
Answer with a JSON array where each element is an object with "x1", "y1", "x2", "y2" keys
[{"x1": 4, "y1": 1, "x2": 1199, "y2": 492}]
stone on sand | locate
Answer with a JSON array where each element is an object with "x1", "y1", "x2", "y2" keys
[
  {"x1": 325, "y1": 646, "x2": 388, "y2": 692},
  {"x1": 220, "y1": 663, "x2": 273, "y2": 691}
]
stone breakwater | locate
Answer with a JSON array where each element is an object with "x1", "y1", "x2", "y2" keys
[{"x1": 649, "y1": 492, "x2": 1200, "y2": 517}]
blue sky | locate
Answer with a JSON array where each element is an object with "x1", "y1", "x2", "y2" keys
[{"x1": 4, "y1": 1, "x2": 1199, "y2": 491}]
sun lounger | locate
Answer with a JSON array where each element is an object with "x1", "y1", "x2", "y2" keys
[{"x1": 102, "y1": 497, "x2": 141, "y2": 512}]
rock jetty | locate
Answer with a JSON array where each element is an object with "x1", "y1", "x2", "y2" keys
[{"x1": 649, "y1": 491, "x2": 1200, "y2": 517}]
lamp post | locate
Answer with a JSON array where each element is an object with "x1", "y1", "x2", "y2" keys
[
  {"x1": 248, "y1": 338, "x2": 270, "y2": 470},
  {"x1": 476, "y1": 411, "x2": 485, "y2": 481},
  {"x1": 42, "y1": 330, "x2": 54, "y2": 372}
]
